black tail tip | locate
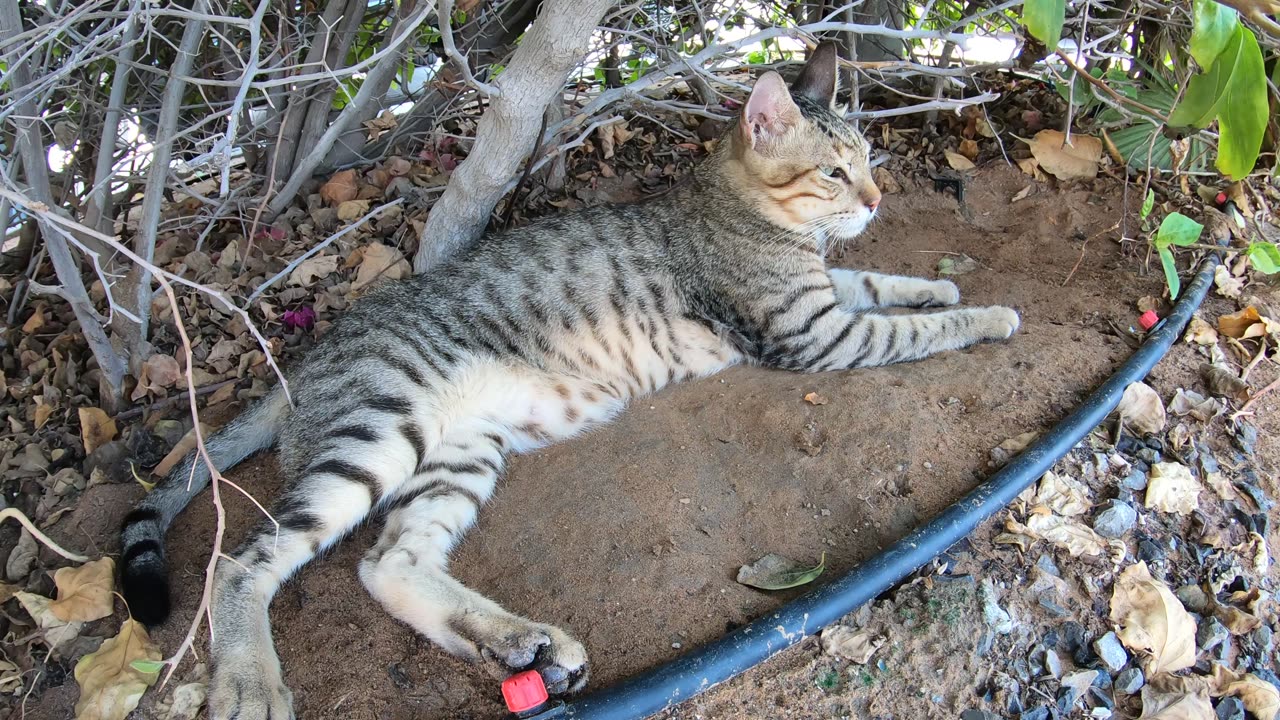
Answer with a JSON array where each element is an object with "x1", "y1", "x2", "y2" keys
[{"x1": 122, "y1": 559, "x2": 172, "y2": 626}]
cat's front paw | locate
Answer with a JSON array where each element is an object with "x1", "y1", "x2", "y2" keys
[
  {"x1": 207, "y1": 658, "x2": 294, "y2": 720},
  {"x1": 976, "y1": 306, "x2": 1019, "y2": 340},
  {"x1": 926, "y1": 280, "x2": 961, "y2": 306}
]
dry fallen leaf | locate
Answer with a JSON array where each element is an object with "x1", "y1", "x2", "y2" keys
[
  {"x1": 803, "y1": 392, "x2": 828, "y2": 406},
  {"x1": 78, "y1": 407, "x2": 117, "y2": 455},
  {"x1": 1222, "y1": 673, "x2": 1279, "y2": 720},
  {"x1": 287, "y1": 254, "x2": 339, "y2": 288},
  {"x1": 319, "y1": 169, "x2": 359, "y2": 206},
  {"x1": 821, "y1": 626, "x2": 884, "y2": 664},
  {"x1": 74, "y1": 619, "x2": 162, "y2": 720},
  {"x1": 0, "y1": 660, "x2": 21, "y2": 695},
  {"x1": 1137, "y1": 686, "x2": 1213, "y2": 719},
  {"x1": 958, "y1": 138, "x2": 979, "y2": 160},
  {"x1": 1116, "y1": 382, "x2": 1166, "y2": 435},
  {"x1": 736, "y1": 552, "x2": 825, "y2": 590},
  {"x1": 1110, "y1": 561, "x2": 1197, "y2": 675},
  {"x1": 50, "y1": 558, "x2": 115, "y2": 623},
  {"x1": 1145, "y1": 462, "x2": 1201, "y2": 516},
  {"x1": 153, "y1": 423, "x2": 211, "y2": 477},
  {"x1": 351, "y1": 242, "x2": 410, "y2": 291},
  {"x1": 336, "y1": 199, "x2": 371, "y2": 222},
  {"x1": 1200, "y1": 363, "x2": 1250, "y2": 403},
  {"x1": 1029, "y1": 471, "x2": 1092, "y2": 516},
  {"x1": 1168, "y1": 389, "x2": 1223, "y2": 422},
  {"x1": 1013, "y1": 512, "x2": 1109, "y2": 557},
  {"x1": 990, "y1": 431, "x2": 1038, "y2": 466},
  {"x1": 1184, "y1": 316, "x2": 1219, "y2": 345},
  {"x1": 1218, "y1": 307, "x2": 1266, "y2": 339},
  {"x1": 1025, "y1": 130, "x2": 1102, "y2": 180},
  {"x1": 944, "y1": 150, "x2": 975, "y2": 171},
  {"x1": 362, "y1": 110, "x2": 398, "y2": 142},
  {"x1": 16, "y1": 591, "x2": 85, "y2": 651},
  {"x1": 1214, "y1": 266, "x2": 1245, "y2": 299}
]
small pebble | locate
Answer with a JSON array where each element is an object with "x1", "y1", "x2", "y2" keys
[
  {"x1": 980, "y1": 578, "x2": 1014, "y2": 635},
  {"x1": 1136, "y1": 538, "x2": 1166, "y2": 564},
  {"x1": 961, "y1": 710, "x2": 998, "y2": 720},
  {"x1": 1093, "y1": 632, "x2": 1128, "y2": 672},
  {"x1": 1092, "y1": 500, "x2": 1137, "y2": 538},
  {"x1": 1121, "y1": 468, "x2": 1148, "y2": 491},
  {"x1": 1035, "y1": 554, "x2": 1061, "y2": 578},
  {"x1": 1061, "y1": 622, "x2": 1087, "y2": 654},
  {"x1": 1136, "y1": 448, "x2": 1161, "y2": 464},
  {"x1": 1044, "y1": 648, "x2": 1063, "y2": 679},
  {"x1": 671, "y1": 642, "x2": 682, "y2": 649},
  {"x1": 1197, "y1": 617, "x2": 1229, "y2": 652},
  {"x1": 1114, "y1": 667, "x2": 1144, "y2": 695},
  {"x1": 1021, "y1": 709, "x2": 1050, "y2": 720},
  {"x1": 1175, "y1": 584, "x2": 1210, "y2": 614},
  {"x1": 1215, "y1": 696, "x2": 1245, "y2": 720}
]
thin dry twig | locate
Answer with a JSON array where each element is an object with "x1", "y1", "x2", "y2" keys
[{"x1": 0, "y1": 508, "x2": 91, "y2": 563}]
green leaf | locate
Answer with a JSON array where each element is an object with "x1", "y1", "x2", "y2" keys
[
  {"x1": 1169, "y1": 25, "x2": 1244, "y2": 129},
  {"x1": 1213, "y1": 27, "x2": 1268, "y2": 179},
  {"x1": 128, "y1": 659, "x2": 165, "y2": 676},
  {"x1": 1190, "y1": 0, "x2": 1238, "y2": 70},
  {"x1": 1247, "y1": 242, "x2": 1280, "y2": 274},
  {"x1": 1159, "y1": 247, "x2": 1181, "y2": 299},
  {"x1": 1023, "y1": 0, "x2": 1066, "y2": 50},
  {"x1": 1155, "y1": 212, "x2": 1205, "y2": 248},
  {"x1": 736, "y1": 552, "x2": 825, "y2": 590},
  {"x1": 1140, "y1": 189, "x2": 1155, "y2": 220}
]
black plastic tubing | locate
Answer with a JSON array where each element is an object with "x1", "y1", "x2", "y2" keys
[{"x1": 530, "y1": 256, "x2": 1218, "y2": 720}]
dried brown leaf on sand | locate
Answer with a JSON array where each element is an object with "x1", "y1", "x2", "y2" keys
[
  {"x1": 1217, "y1": 307, "x2": 1271, "y2": 339},
  {"x1": 1025, "y1": 130, "x2": 1102, "y2": 180},
  {"x1": 1169, "y1": 389, "x2": 1224, "y2": 422},
  {"x1": 1214, "y1": 266, "x2": 1245, "y2": 299},
  {"x1": 73, "y1": 619, "x2": 162, "y2": 720},
  {"x1": 1137, "y1": 685, "x2": 1213, "y2": 719},
  {"x1": 78, "y1": 407, "x2": 117, "y2": 454},
  {"x1": 352, "y1": 243, "x2": 411, "y2": 292},
  {"x1": 944, "y1": 150, "x2": 975, "y2": 171},
  {"x1": 1110, "y1": 561, "x2": 1197, "y2": 675},
  {"x1": 1145, "y1": 462, "x2": 1201, "y2": 516},
  {"x1": 821, "y1": 626, "x2": 884, "y2": 664},
  {"x1": 319, "y1": 169, "x2": 359, "y2": 206},
  {"x1": 736, "y1": 552, "x2": 825, "y2": 590},
  {"x1": 1116, "y1": 382, "x2": 1166, "y2": 435},
  {"x1": 1218, "y1": 670, "x2": 1280, "y2": 720},
  {"x1": 16, "y1": 591, "x2": 85, "y2": 651},
  {"x1": 50, "y1": 557, "x2": 115, "y2": 623},
  {"x1": 1028, "y1": 471, "x2": 1092, "y2": 516},
  {"x1": 1008, "y1": 511, "x2": 1109, "y2": 557},
  {"x1": 803, "y1": 392, "x2": 828, "y2": 406},
  {"x1": 1200, "y1": 363, "x2": 1250, "y2": 403},
  {"x1": 287, "y1": 254, "x2": 339, "y2": 288},
  {"x1": 1184, "y1": 316, "x2": 1218, "y2": 345}
]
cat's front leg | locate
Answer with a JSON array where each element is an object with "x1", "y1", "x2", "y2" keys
[
  {"x1": 761, "y1": 304, "x2": 1018, "y2": 372},
  {"x1": 829, "y1": 268, "x2": 959, "y2": 311}
]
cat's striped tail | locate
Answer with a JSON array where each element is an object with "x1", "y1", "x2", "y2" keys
[{"x1": 121, "y1": 388, "x2": 291, "y2": 625}]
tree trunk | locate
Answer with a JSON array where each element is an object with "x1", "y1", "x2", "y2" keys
[{"x1": 413, "y1": 0, "x2": 614, "y2": 272}]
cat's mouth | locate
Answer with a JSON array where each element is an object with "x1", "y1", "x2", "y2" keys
[{"x1": 819, "y1": 211, "x2": 876, "y2": 242}]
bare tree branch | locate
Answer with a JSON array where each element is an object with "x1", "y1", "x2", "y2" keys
[{"x1": 413, "y1": 0, "x2": 616, "y2": 272}]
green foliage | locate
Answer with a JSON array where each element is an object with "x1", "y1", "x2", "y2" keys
[
  {"x1": 1140, "y1": 189, "x2": 1155, "y2": 220},
  {"x1": 1169, "y1": 23, "x2": 1268, "y2": 180},
  {"x1": 1022, "y1": 0, "x2": 1066, "y2": 49},
  {"x1": 1247, "y1": 243, "x2": 1280, "y2": 274},
  {"x1": 1152, "y1": 213, "x2": 1205, "y2": 299},
  {"x1": 815, "y1": 669, "x2": 840, "y2": 691},
  {"x1": 1189, "y1": 0, "x2": 1238, "y2": 69}
]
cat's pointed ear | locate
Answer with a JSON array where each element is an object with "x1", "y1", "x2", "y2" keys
[
  {"x1": 741, "y1": 71, "x2": 801, "y2": 148},
  {"x1": 792, "y1": 41, "x2": 840, "y2": 108}
]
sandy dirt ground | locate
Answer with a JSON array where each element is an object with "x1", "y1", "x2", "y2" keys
[{"x1": 25, "y1": 165, "x2": 1243, "y2": 720}]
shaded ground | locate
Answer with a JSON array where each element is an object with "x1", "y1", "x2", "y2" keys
[{"x1": 12, "y1": 164, "x2": 1210, "y2": 719}]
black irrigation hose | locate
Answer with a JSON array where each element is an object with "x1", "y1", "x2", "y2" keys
[{"x1": 526, "y1": 256, "x2": 1219, "y2": 720}]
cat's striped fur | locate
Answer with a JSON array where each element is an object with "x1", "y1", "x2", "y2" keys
[{"x1": 121, "y1": 44, "x2": 1018, "y2": 719}]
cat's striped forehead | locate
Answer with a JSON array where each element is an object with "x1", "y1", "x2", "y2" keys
[{"x1": 794, "y1": 94, "x2": 869, "y2": 155}]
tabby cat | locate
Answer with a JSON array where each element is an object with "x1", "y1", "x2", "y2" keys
[{"x1": 121, "y1": 43, "x2": 1018, "y2": 719}]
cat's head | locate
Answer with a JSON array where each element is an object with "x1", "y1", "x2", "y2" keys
[{"x1": 725, "y1": 42, "x2": 881, "y2": 241}]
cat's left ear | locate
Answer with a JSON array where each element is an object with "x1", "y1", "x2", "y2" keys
[{"x1": 791, "y1": 41, "x2": 840, "y2": 108}]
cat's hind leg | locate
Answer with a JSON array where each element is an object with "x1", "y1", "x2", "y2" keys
[
  {"x1": 359, "y1": 429, "x2": 590, "y2": 694},
  {"x1": 206, "y1": 406, "x2": 424, "y2": 720},
  {"x1": 829, "y1": 268, "x2": 960, "y2": 310}
]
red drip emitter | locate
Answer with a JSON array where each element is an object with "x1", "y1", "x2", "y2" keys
[{"x1": 502, "y1": 669, "x2": 550, "y2": 717}]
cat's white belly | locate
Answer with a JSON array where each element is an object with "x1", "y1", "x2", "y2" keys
[{"x1": 429, "y1": 317, "x2": 740, "y2": 454}]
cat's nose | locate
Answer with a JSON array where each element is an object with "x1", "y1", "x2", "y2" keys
[{"x1": 862, "y1": 187, "x2": 882, "y2": 213}]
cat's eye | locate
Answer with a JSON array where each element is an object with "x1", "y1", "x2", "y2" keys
[{"x1": 819, "y1": 165, "x2": 847, "y2": 182}]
